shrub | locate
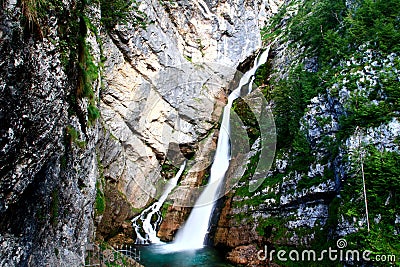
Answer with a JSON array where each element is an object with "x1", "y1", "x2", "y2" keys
[{"x1": 100, "y1": 0, "x2": 146, "y2": 30}]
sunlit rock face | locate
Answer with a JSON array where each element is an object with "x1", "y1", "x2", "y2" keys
[{"x1": 97, "y1": 0, "x2": 281, "y2": 240}]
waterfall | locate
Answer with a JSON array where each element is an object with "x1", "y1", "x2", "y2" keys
[
  {"x1": 132, "y1": 162, "x2": 186, "y2": 244},
  {"x1": 248, "y1": 45, "x2": 272, "y2": 93},
  {"x1": 168, "y1": 46, "x2": 272, "y2": 251}
]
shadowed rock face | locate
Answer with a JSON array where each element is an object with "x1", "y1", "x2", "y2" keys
[
  {"x1": 0, "y1": 2, "x2": 99, "y2": 266},
  {"x1": 0, "y1": 16, "x2": 68, "y2": 214}
]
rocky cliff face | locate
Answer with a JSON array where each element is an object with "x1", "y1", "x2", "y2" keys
[
  {"x1": 214, "y1": 1, "x2": 400, "y2": 265},
  {"x1": 97, "y1": 0, "x2": 283, "y2": 242},
  {"x1": 0, "y1": 1, "x2": 101, "y2": 266},
  {"x1": 1, "y1": 0, "x2": 284, "y2": 263},
  {"x1": 4, "y1": 0, "x2": 397, "y2": 266}
]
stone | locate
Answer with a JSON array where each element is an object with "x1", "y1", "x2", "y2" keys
[{"x1": 0, "y1": 2, "x2": 99, "y2": 265}]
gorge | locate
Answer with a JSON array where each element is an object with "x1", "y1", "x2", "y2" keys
[{"x1": 1, "y1": 0, "x2": 399, "y2": 266}]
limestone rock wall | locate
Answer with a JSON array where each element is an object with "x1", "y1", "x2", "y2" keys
[
  {"x1": 97, "y1": 0, "x2": 280, "y2": 240},
  {"x1": 0, "y1": 1, "x2": 100, "y2": 266}
]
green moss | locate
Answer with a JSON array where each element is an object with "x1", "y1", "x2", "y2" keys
[
  {"x1": 231, "y1": 98, "x2": 260, "y2": 146},
  {"x1": 132, "y1": 207, "x2": 144, "y2": 215},
  {"x1": 95, "y1": 183, "x2": 105, "y2": 215},
  {"x1": 66, "y1": 125, "x2": 86, "y2": 148},
  {"x1": 256, "y1": 216, "x2": 289, "y2": 239},
  {"x1": 60, "y1": 154, "x2": 67, "y2": 169},
  {"x1": 54, "y1": 247, "x2": 59, "y2": 257},
  {"x1": 78, "y1": 36, "x2": 101, "y2": 126},
  {"x1": 87, "y1": 102, "x2": 100, "y2": 125},
  {"x1": 233, "y1": 152, "x2": 261, "y2": 198}
]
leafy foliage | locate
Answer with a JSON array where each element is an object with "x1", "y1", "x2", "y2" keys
[
  {"x1": 289, "y1": 0, "x2": 347, "y2": 58},
  {"x1": 287, "y1": 0, "x2": 400, "y2": 62},
  {"x1": 250, "y1": 1, "x2": 400, "y2": 261},
  {"x1": 100, "y1": 0, "x2": 147, "y2": 30},
  {"x1": 344, "y1": 0, "x2": 400, "y2": 54},
  {"x1": 271, "y1": 65, "x2": 322, "y2": 149},
  {"x1": 340, "y1": 146, "x2": 400, "y2": 265}
]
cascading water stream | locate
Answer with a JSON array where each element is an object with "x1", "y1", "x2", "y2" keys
[
  {"x1": 132, "y1": 45, "x2": 271, "y2": 254},
  {"x1": 132, "y1": 161, "x2": 186, "y2": 244},
  {"x1": 167, "y1": 46, "x2": 272, "y2": 251},
  {"x1": 248, "y1": 45, "x2": 272, "y2": 93}
]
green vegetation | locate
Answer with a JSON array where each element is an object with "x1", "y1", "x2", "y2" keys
[
  {"x1": 54, "y1": 247, "x2": 59, "y2": 257},
  {"x1": 19, "y1": 0, "x2": 148, "y2": 128},
  {"x1": 340, "y1": 146, "x2": 400, "y2": 264},
  {"x1": 161, "y1": 161, "x2": 180, "y2": 179},
  {"x1": 21, "y1": 0, "x2": 44, "y2": 30},
  {"x1": 233, "y1": 1, "x2": 400, "y2": 265},
  {"x1": 231, "y1": 98, "x2": 260, "y2": 145},
  {"x1": 66, "y1": 125, "x2": 86, "y2": 148},
  {"x1": 281, "y1": 0, "x2": 400, "y2": 62},
  {"x1": 78, "y1": 38, "x2": 101, "y2": 125},
  {"x1": 132, "y1": 207, "x2": 144, "y2": 214},
  {"x1": 95, "y1": 184, "x2": 106, "y2": 215},
  {"x1": 260, "y1": 0, "x2": 400, "y2": 169},
  {"x1": 60, "y1": 154, "x2": 67, "y2": 169},
  {"x1": 234, "y1": 153, "x2": 260, "y2": 198},
  {"x1": 100, "y1": 0, "x2": 147, "y2": 31},
  {"x1": 272, "y1": 66, "x2": 322, "y2": 149}
]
